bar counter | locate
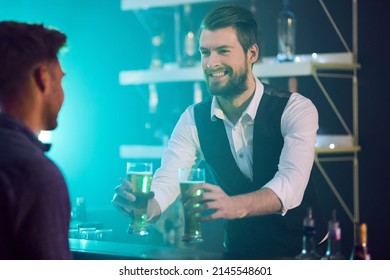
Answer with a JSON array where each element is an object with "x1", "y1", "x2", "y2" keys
[{"x1": 69, "y1": 239, "x2": 224, "y2": 260}]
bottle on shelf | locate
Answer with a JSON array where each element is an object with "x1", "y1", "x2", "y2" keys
[
  {"x1": 277, "y1": 0, "x2": 296, "y2": 62},
  {"x1": 144, "y1": 83, "x2": 168, "y2": 145},
  {"x1": 321, "y1": 210, "x2": 345, "y2": 260},
  {"x1": 350, "y1": 222, "x2": 371, "y2": 260},
  {"x1": 148, "y1": 83, "x2": 158, "y2": 114},
  {"x1": 180, "y1": 4, "x2": 197, "y2": 67},
  {"x1": 70, "y1": 197, "x2": 87, "y2": 228},
  {"x1": 193, "y1": 82, "x2": 203, "y2": 104},
  {"x1": 249, "y1": 0, "x2": 263, "y2": 63},
  {"x1": 295, "y1": 207, "x2": 321, "y2": 260},
  {"x1": 150, "y1": 33, "x2": 164, "y2": 69}
]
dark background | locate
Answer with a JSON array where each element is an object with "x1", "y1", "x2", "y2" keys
[
  {"x1": 1, "y1": 0, "x2": 389, "y2": 259},
  {"x1": 355, "y1": 0, "x2": 390, "y2": 259}
]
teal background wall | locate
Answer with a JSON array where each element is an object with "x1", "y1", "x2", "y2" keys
[{"x1": 1, "y1": 0, "x2": 148, "y2": 212}]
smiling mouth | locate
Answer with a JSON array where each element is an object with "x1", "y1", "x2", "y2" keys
[
  {"x1": 210, "y1": 71, "x2": 226, "y2": 77},
  {"x1": 208, "y1": 69, "x2": 229, "y2": 78}
]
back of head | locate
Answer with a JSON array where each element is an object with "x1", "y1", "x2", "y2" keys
[
  {"x1": 199, "y1": 4, "x2": 258, "y2": 52},
  {"x1": 0, "y1": 21, "x2": 67, "y2": 105}
]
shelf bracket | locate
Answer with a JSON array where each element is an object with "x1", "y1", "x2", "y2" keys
[
  {"x1": 314, "y1": 154, "x2": 355, "y2": 223},
  {"x1": 312, "y1": 70, "x2": 352, "y2": 135}
]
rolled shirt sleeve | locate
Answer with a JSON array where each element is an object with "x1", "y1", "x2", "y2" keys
[
  {"x1": 263, "y1": 92, "x2": 318, "y2": 215},
  {"x1": 152, "y1": 106, "x2": 202, "y2": 213}
]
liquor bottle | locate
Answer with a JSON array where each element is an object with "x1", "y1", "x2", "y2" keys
[
  {"x1": 148, "y1": 83, "x2": 158, "y2": 114},
  {"x1": 277, "y1": 0, "x2": 296, "y2": 62},
  {"x1": 321, "y1": 210, "x2": 345, "y2": 260},
  {"x1": 295, "y1": 207, "x2": 321, "y2": 260},
  {"x1": 193, "y1": 82, "x2": 203, "y2": 104},
  {"x1": 150, "y1": 33, "x2": 164, "y2": 69},
  {"x1": 144, "y1": 83, "x2": 167, "y2": 145},
  {"x1": 180, "y1": 4, "x2": 197, "y2": 67},
  {"x1": 249, "y1": 0, "x2": 262, "y2": 63},
  {"x1": 70, "y1": 197, "x2": 87, "y2": 228},
  {"x1": 350, "y1": 223, "x2": 371, "y2": 260}
]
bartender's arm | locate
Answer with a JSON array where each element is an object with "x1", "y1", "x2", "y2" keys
[{"x1": 112, "y1": 106, "x2": 200, "y2": 220}]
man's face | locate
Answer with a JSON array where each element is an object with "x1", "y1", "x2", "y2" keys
[
  {"x1": 42, "y1": 59, "x2": 65, "y2": 130},
  {"x1": 199, "y1": 27, "x2": 250, "y2": 98}
]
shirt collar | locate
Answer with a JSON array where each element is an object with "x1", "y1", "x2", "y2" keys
[
  {"x1": 0, "y1": 112, "x2": 50, "y2": 152},
  {"x1": 210, "y1": 76, "x2": 264, "y2": 122}
]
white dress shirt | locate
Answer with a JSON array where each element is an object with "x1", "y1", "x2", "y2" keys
[{"x1": 152, "y1": 77, "x2": 318, "y2": 216}]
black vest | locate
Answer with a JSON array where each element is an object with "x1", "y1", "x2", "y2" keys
[{"x1": 194, "y1": 84, "x2": 320, "y2": 259}]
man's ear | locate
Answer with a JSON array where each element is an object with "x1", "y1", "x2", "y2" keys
[
  {"x1": 32, "y1": 63, "x2": 50, "y2": 93},
  {"x1": 248, "y1": 44, "x2": 259, "y2": 64}
]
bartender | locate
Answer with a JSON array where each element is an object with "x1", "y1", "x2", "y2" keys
[{"x1": 113, "y1": 4, "x2": 322, "y2": 259}]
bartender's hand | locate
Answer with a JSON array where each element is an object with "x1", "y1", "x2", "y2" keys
[
  {"x1": 185, "y1": 182, "x2": 243, "y2": 221},
  {"x1": 111, "y1": 178, "x2": 155, "y2": 216},
  {"x1": 186, "y1": 183, "x2": 282, "y2": 221}
]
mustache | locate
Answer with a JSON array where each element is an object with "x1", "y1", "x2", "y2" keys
[{"x1": 204, "y1": 67, "x2": 228, "y2": 75}]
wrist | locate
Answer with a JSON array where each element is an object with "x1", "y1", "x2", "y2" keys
[{"x1": 147, "y1": 198, "x2": 161, "y2": 222}]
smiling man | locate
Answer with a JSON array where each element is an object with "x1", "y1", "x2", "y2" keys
[{"x1": 113, "y1": 5, "x2": 320, "y2": 259}]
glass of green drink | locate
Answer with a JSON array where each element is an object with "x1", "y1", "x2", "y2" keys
[
  {"x1": 178, "y1": 167, "x2": 205, "y2": 243},
  {"x1": 126, "y1": 162, "x2": 153, "y2": 235}
]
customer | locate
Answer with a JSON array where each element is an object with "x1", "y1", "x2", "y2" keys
[
  {"x1": 113, "y1": 5, "x2": 321, "y2": 259},
  {"x1": 0, "y1": 21, "x2": 71, "y2": 259}
]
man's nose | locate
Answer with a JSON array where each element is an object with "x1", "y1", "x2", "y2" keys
[{"x1": 206, "y1": 52, "x2": 221, "y2": 68}]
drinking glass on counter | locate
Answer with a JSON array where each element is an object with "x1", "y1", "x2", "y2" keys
[
  {"x1": 178, "y1": 167, "x2": 205, "y2": 243},
  {"x1": 96, "y1": 229, "x2": 114, "y2": 241},
  {"x1": 79, "y1": 228, "x2": 97, "y2": 240},
  {"x1": 69, "y1": 228, "x2": 113, "y2": 241},
  {"x1": 126, "y1": 162, "x2": 153, "y2": 236}
]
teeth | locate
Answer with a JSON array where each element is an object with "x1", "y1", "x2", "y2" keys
[{"x1": 211, "y1": 71, "x2": 225, "y2": 77}]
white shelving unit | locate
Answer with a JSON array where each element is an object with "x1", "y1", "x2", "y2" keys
[
  {"x1": 119, "y1": 0, "x2": 361, "y2": 226},
  {"x1": 120, "y1": 52, "x2": 356, "y2": 84},
  {"x1": 121, "y1": 0, "x2": 223, "y2": 9}
]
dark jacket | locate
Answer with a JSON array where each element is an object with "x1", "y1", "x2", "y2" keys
[{"x1": 0, "y1": 113, "x2": 71, "y2": 259}]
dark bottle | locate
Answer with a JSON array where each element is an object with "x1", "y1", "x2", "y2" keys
[
  {"x1": 295, "y1": 207, "x2": 321, "y2": 260},
  {"x1": 350, "y1": 223, "x2": 371, "y2": 260},
  {"x1": 70, "y1": 197, "x2": 87, "y2": 228},
  {"x1": 180, "y1": 4, "x2": 197, "y2": 67},
  {"x1": 321, "y1": 210, "x2": 345, "y2": 260},
  {"x1": 144, "y1": 83, "x2": 168, "y2": 146},
  {"x1": 249, "y1": 0, "x2": 262, "y2": 63},
  {"x1": 277, "y1": 0, "x2": 296, "y2": 62}
]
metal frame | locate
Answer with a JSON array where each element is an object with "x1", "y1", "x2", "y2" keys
[{"x1": 315, "y1": 0, "x2": 360, "y2": 226}]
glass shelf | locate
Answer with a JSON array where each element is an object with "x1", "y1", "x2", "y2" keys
[
  {"x1": 121, "y1": 0, "x2": 224, "y2": 10},
  {"x1": 119, "y1": 52, "x2": 359, "y2": 85}
]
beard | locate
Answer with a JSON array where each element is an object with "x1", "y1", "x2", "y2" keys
[
  {"x1": 42, "y1": 102, "x2": 60, "y2": 131},
  {"x1": 42, "y1": 86, "x2": 63, "y2": 131},
  {"x1": 204, "y1": 63, "x2": 249, "y2": 98}
]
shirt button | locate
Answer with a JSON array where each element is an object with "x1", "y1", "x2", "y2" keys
[{"x1": 239, "y1": 153, "x2": 244, "y2": 158}]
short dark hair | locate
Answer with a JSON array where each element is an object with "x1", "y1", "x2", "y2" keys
[
  {"x1": 0, "y1": 21, "x2": 67, "y2": 103},
  {"x1": 198, "y1": 5, "x2": 258, "y2": 52}
]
